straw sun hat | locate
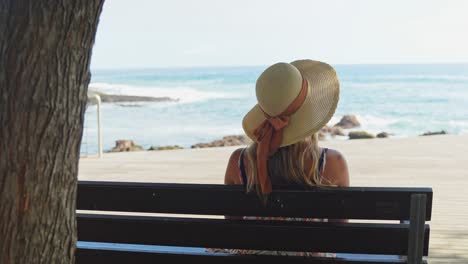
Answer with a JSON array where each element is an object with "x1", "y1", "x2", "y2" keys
[{"x1": 242, "y1": 60, "x2": 340, "y2": 148}]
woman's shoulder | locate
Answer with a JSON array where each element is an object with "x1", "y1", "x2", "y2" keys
[
  {"x1": 322, "y1": 148, "x2": 350, "y2": 187},
  {"x1": 228, "y1": 148, "x2": 245, "y2": 164},
  {"x1": 224, "y1": 148, "x2": 246, "y2": 185},
  {"x1": 323, "y1": 148, "x2": 345, "y2": 162}
]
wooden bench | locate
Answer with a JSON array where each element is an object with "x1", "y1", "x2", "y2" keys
[{"x1": 76, "y1": 181, "x2": 432, "y2": 264}]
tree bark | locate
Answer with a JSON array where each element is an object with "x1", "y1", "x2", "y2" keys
[{"x1": 0, "y1": 1, "x2": 104, "y2": 263}]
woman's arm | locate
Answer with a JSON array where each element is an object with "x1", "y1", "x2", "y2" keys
[
  {"x1": 323, "y1": 149, "x2": 350, "y2": 187},
  {"x1": 323, "y1": 149, "x2": 350, "y2": 223},
  {"x1": 224, "y1": 148, "x2": 244, "y2": 220},
  {"x1": 224, "y1": 148, "x2": 244, "y2": 185}
]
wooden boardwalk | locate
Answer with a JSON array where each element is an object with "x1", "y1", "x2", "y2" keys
[{"x1": 79, "y1": 134, "x2": 468, "y2": 263}]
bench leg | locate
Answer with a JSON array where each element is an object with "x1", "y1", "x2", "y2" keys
[{"x1": 407, "y1": 194, "x2": 427, "y2": 264}]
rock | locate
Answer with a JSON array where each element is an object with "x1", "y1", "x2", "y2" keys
[
  {"x1": 320, "y1": 125, "x2": 345, "y2": 137},
  {"x1": 348, "y1": 131, "x2": 375, "y2": 140},
  {"x1": 148, "y1": 145, "x2": 184, "y2": 151},
  {"x1": 334, "y1": 115, "x2": 361, "y2": 129},
  {"x1": 317, "y1": 131, "x2": 326, "y2": 141},
  {"x1": 420, "y1": 130, "x2": 447, "y2": 136},
  {"x1": 330, "y1": 126, "x2": 345, "y2": 136},
  {"x1": 191, "y1": 135, "x2": 252, "y2": 148},
  {"x1": 377, "y1": 132, "x2": 390, "y2": 138},
  {"x1": 319, "y1": 126, "x2": 332, "y2": 134},
  {"x1": 108, "y1": 140, "x2": 144, "y2": 152}
]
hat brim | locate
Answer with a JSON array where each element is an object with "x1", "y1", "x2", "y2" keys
[{"x1": 242, "y1": 60, "x2": 340, "y2": 147}]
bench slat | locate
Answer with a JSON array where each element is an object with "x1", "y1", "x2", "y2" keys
[
  {"x1": 77, "y1": 181, "x2": 433, "y2": 220},
  {"x1": 76, "y1": 247, "x2": 427, "y2": 264},
  {"x1": 77, "y1": 214, "x2": 430, "y2": 255}
]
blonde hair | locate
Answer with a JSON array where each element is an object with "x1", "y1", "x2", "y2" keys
[{"x1": 244, "y1": 133, "x2": 330, "y2": 195}]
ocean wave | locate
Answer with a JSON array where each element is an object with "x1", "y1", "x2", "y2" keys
[
  {"x1": 342, "y1": 82, "x2": 452, "y2": 89},
  {"x1": 330, "y1": 113, "x2": 468, "y2": 136},
  {"x1": 342, "y1": 74, "x2": 468, "y2": 82},
  {"x1": 328, "y1": 114, "x2": 412, "y2": 134},
  {"x1": 89, "y1": 82, "x2": 240, "y2": 103},
  {"x1": 328, "y1": 114, "x2": 398, "y2": 127},
  {"x1": 355, "y1": 114, "x2": 402, "y2": 128}
]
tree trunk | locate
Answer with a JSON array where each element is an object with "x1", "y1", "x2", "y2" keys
[{"x1": 0, "y1": 1, "x2": 104, "y2": 263}]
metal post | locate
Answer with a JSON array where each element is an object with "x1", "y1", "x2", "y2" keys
[
  {"x1": 95, "y1": 94, "x2": 103, "y2": 158},
  {"x1": 407, "y1": 194, "x2": 427, "y2": 264},
  {"x1": 87, "y1": 93, "x2": 103, "y2": 158}
]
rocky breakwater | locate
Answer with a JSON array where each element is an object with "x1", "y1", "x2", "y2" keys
[
  {"x1": 334, "y1": 115, "x2": 361, "y2": 129},
  {"x1": 376, "y1": 132, "x2": 390, "y2": 138},
  {"x1": 348, "y1": 131, "x2": 376, "y2": 139},
  {"x1": 319, "y1": 115, "x2": 391, "y2": 140},
  {"x1": 319, "y1": 126, "x2": 346, "y2": 139},
  {"x1": 420, "y1": 130, "x2": 447, "y2": 136},
  {"x1": 191, "y1": 135, "x2": 252, "y2": 149},
  {"x1": 107, "y1": 140, "x2": 144, "y2": 152},
  {"x1": 148, "y1": 145, "x2": 184, "y2": 151},
  {"x1": 87, "y1": 90, "x2": 177, "y2": 105},
  {"x1": 319, "y1": 115, "x2": 360, "y2": 140}
]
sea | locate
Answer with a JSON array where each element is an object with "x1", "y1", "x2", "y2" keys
[{"x1": 81, "y1": 64, "x2": 468, "y2": 155}]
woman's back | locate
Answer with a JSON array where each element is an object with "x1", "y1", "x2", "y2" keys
[{"x1": 222, "y1": 147, "x2": 349, "y2": 256}]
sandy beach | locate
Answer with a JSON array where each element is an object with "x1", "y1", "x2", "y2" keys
[{"x1": 79, "y1": 134, "x2": 468, "y2": 263}]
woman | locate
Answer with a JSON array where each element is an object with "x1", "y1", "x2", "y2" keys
[{"x1": 223, "y1": 60, "x2": 350, "y2": 256}]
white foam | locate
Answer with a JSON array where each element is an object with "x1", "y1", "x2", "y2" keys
[
  {"x1": 344, "y1": 74, "x2": 468, "y2": 81},
  {"x1": 328, "y1": 114, "x2": 411, "y2": 136},
  {"x1": 326, "y1": 116, "x2": 339, "y2": 127},
  {"x1": 89, "y1": 82, "x2": 240, "y2": 103},
  {"x1": 327, "y1": 115, "x2": 398, "y2": 127},
  {"x1": 356, "y1": 114, "x2": 400, "y2": 128}
]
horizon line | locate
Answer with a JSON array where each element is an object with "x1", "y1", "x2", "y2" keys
[{"x1": 91, "y1": 61, "x2": 468, "y2": 71}]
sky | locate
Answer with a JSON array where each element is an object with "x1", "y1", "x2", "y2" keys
[{"x1": 90, "y1": 0, "x2": 468, "y2": 69}]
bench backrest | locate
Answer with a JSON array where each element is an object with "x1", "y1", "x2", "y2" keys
[{"x1": 76, "y1": 181, "x2": 432, "y2": 264}]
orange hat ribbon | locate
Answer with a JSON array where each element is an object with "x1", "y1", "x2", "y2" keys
[{"x1": 253, "y1": 78, "x2": 309, "y2": 194}]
